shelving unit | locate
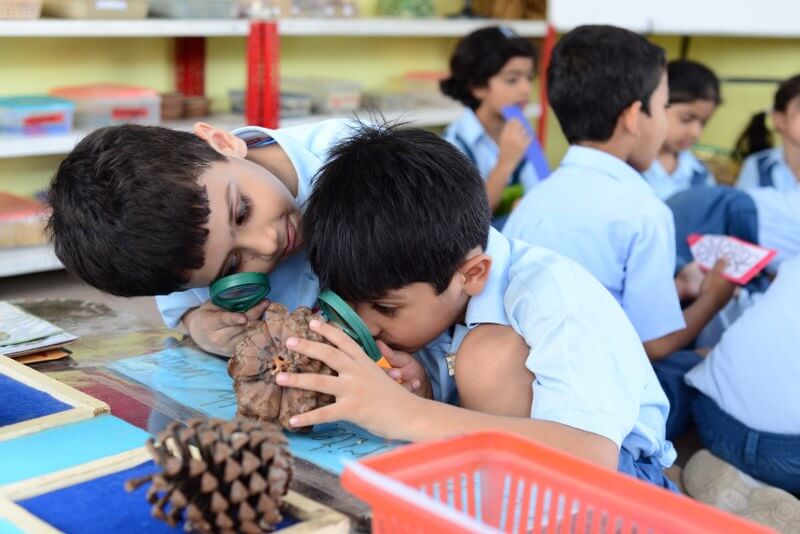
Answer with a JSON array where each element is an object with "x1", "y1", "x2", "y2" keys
[
  {"x1": 0, "y1": 244, "x2": 61, "y2": 278},
  {"x1": 0, "y1": 105, "x2": 542, "y2": 159},
  {"x1": 0, "y1": 17, "x2": 547, "y2": 278},
  {"x1": 0, "y1": 17, "x2": 547, "y2": 38}
]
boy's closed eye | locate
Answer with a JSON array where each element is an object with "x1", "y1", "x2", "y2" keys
[{"x1": 371, "y1": 302, "x2": 398, "y2": 317}]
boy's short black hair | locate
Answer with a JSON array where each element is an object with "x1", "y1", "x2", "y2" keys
[
  {"x1": 47, "y1": 125, "x2": 222, "y2": 297},
  {"x1": 440, "y1": 26, "x2": 537, "y2": 110},
  {"x1": 667, "y1": 59, "x2": 722, "y2": 105},
  {"x1": 548, "y1": 25, "x2": 666, "y2": 144},
  {"x1": 304, "y1": 122, "x2": 490, "y2": 303}
]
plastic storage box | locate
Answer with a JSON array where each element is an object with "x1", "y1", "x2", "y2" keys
[
  {"x1": 281, "y1": 77, "x2": 362, "y2": 115},
  {"x1": 0, "y1": 0, "x2": 43, "y2": 19},
  {"x1": 342, "y1": 431, "x2": 774, "y2": 534},
  {"x1": 0, "y1": 96, "x2": 74, "y2": 136},
  {"x1": 42, "y1": 0, "x2": 149, "y2": 19},
  {"x1": 149, "y1": 0, "x2": 237, "y2": 18},
  {"x1": 50, "y1": 84, "x2": 160, "y2": 129}
]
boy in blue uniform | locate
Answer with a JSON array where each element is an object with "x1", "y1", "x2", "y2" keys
[
  {"x1": 275, "y1": 123, "x2": 678, "y2": 490},
  {"x1": 47, "y1": 119, "x2": 453, "y2": 402},
  {"x1": 642, "y1": 60, "x2": 720, "y2": 201},
  {"x1": 734, "y1": 74, "x2": 800, "y2": 191},
  {"x1": 440, "y1": 26, "x2": 542, "y2": 227},
  {"x1": 682, "y1": 255, "x2": 800, "y2": 531},
  {"x1": 502, "y1": 26, "x2": 735, "y2": 438}
]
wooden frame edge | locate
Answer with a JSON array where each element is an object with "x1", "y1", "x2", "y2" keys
[{"x1": 0, "y1": 497, "x2": 61, "y2": 534}]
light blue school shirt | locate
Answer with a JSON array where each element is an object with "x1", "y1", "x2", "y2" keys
[
  {"x1": 449, "y1": 229, "x2": 675, "y2": 467},
  {"x1": 686, "y1": 255, "x2": 800, "y2": 434},
  {"x1": 737, "y1": 147, "x2": 800, "y2": 191},
  {"x1": 155, "y1": 120, "x2": 456, "y2": 403},
  {"x1": 443, "y1": 108, "x2": 540, "y2": 192},
  {"x1": 503, "y1": 146, "x2": 686, "y2": 343},
  {"x1": 642, "y1": 150, "x2": 715, "y2": 201},
  {"x1": 748, "y1": 187, "x2": 800, "y2": 268}
]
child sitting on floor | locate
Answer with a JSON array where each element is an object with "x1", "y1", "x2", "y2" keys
[
  {"x1": 440, "y1": 26, "x2": 543, "y2": 227},
  {"x1": 642, "y1": 59, "x2": 721, "y2": 200},
  {"x1": 734, "y1": 74, "x2": 800, "y2": 191},
  {"x1": 275, "y1": 122, "x2": 679, "y2": 491}
]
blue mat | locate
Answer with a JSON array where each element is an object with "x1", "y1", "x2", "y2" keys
[
  {"x1": 0, "y1": 416, "x2": 149, "y2": 485},
  {"x1": 0, "y1": 373, "x2": 72, "y2": 427},
  {"x1": 110, "y1": 347, "x2": 401, "y2": 474},
  {"x1": 18, "y1": 460, "x2": 298, "y2": 533}
]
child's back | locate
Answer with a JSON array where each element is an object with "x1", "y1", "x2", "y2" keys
[
  {"x1": 504, "y1": 145, "x2": 683, "y2": 342},
  {"x1": 502, "y1": 25, "x2": 685, "y2": 344}
]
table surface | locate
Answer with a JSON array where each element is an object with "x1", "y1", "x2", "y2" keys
[{"x1": 14, "y1": 299, "x2": 372, "y2": 532}]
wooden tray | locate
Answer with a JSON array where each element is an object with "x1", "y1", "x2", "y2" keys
[
  {"x1": 0, "y1": 355, "x2": 108, "y2": 442},
  {"x1": 0, "y1": 447, "x2": 350, "y2": 533}
]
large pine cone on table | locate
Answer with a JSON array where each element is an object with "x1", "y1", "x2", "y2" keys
[
  {"x1": 228, "y1": 303, "x2": 335, "y2": 432},
  {"x1": 125, "y1": 417, "x2": 292, "y2": 534}
]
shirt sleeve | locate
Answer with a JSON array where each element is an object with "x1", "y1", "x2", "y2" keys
[
  {"x1": 156, "y1": 288, "x2": 210, "y2": 329},
  {"x1": 736, "y1": 155, "x2": 760, "y2": 189},
  {"x1": 414, "y1": 332, "x2": 458, "y2": 405},
  {"x1": 621, "y1": 211, "x2": 686, "y2": 342},
  {"x1": 505, "y1": 267, "x2": 642, "y2": 448}
]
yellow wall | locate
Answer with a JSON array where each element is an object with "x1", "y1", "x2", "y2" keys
[{"x1": 2, "y1": 9, "x2": 800, "y2": 196}]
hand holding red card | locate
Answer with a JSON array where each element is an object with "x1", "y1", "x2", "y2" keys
[{"x1": 688, "y1": 234, "x2": 777, "y2": 285}]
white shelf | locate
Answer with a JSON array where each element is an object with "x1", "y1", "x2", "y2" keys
[
  {"x1": 0, "y1": 244, "x2": 62, "y2": 277},
  {"x1": 0, "y1": 17, "x2": 547, "y2": 38},
  {"x1": 549, "y1": 0, "x2": 800, "y2": 37},
  {"x1": 0, "y1": 104, "x2": 541, "y2": 159}
]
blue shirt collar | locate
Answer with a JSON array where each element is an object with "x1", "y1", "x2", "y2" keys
[
  {"x1": 450, "y1": 228, "x2": 512, "y2": 353},
  {"x1": 451, "y1": 108, "x2": 489, "y2": 148},
  {"x1": 232, "y1": 125, "x2": 313, "y2": 207},
  {"x1": 561, "y1": 145, "x2": 651, "y2": 191}
]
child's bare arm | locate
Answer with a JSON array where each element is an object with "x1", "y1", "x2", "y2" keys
[
  {"x1": 275, "y1": 321, "x2": 619, "y2": 471},
  {"x1": 456, "y1": 324, "x2": 533, "y2": 417}
]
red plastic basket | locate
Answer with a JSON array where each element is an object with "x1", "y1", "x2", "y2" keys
[{"x1": 341, "y1": 431, "x2": 773, "y2": 534}]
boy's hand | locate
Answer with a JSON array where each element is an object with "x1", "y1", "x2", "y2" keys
[
  {"x1": 275, "y1": 320, "x2": 416, "y2": 438},
  {"x1": 698, "y1": 258, "x2": 736, "y2": 310},
  {"x1": 498, "y1": 119, "x2": 532, "y2": 170},
  {"x1": 675, "y1": 261, "x2": 705, "y2": 302},
  {"x1": 182, "y1": 299, "x2": 271, "y2": 356},
  {"x1": 378, "y1": 341, "x2": 433, "y2": 399}
]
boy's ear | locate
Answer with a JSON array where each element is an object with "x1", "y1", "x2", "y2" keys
[
  {"x1": 459, "y1": 253, "x2": 492, "y2": 297},
  {"x1": 619, "y1": 100, "x2": 644, "y2": 137},
  {"x1": 193, "y1": 122, "x2": 248, "y2": 158}
]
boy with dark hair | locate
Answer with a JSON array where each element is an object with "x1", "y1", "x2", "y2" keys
[
  {"x1": 502, "y1": 26, "x2": 735, "y2": 438},
  {"x1": 275, "y1": 123, "x2": 678, "y2": 491},
  {"x1": 47, "y1": 119, "x2": 451, "y2": 402}
]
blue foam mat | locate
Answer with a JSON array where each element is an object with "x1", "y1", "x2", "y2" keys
[
  {"x1": 18, "y1": 460, "x2": 298, "y2": 533},
  {"x1": 0, "y1": 373, "x2": 72, "y2": 427},
  {"x1": 0, "y1": 415, "x2": 150, "y2": 485}
]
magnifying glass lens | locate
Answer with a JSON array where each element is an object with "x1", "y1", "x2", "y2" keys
[{"x1": 217, "y1": 284, "x2": 264, "y2": 300}]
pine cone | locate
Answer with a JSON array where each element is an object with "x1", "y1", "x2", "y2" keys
[
  {"x1": 126, "y1": 418, "x2": 292, "y2": 534},
  {"x1": 228, "y1": 303, "x2": 335, "y2": 432}
]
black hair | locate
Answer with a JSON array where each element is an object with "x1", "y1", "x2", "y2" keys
[
  {"x1": 47, "y1": 125, "x2": 223, "y2": 297},
  {"x1": 440, "y1": 26, "x2": 537, "y2": 110},
  {"x1": 667, "y1": 59, "x2": 721, "y2": 105},
  {"x1": 547, "y1": 25, "x2": 666, "y2": 144},
  {"x1": 304, "y1": 122, "x2": 490, "y2": 303},
  {"x1": 733, "y1": 74, "x2": 800, "y2": 161}
]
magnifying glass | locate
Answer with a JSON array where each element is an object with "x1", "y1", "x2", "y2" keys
[
  {"x1": 210, "y1": 273, "x2": 390, "y2": 369},
  {"x1": 317, "y1": 290, "x2": 391, "y2": 370},
  {"x1": 210, "y1": 272, "x2": 271, "y2": 313}
]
